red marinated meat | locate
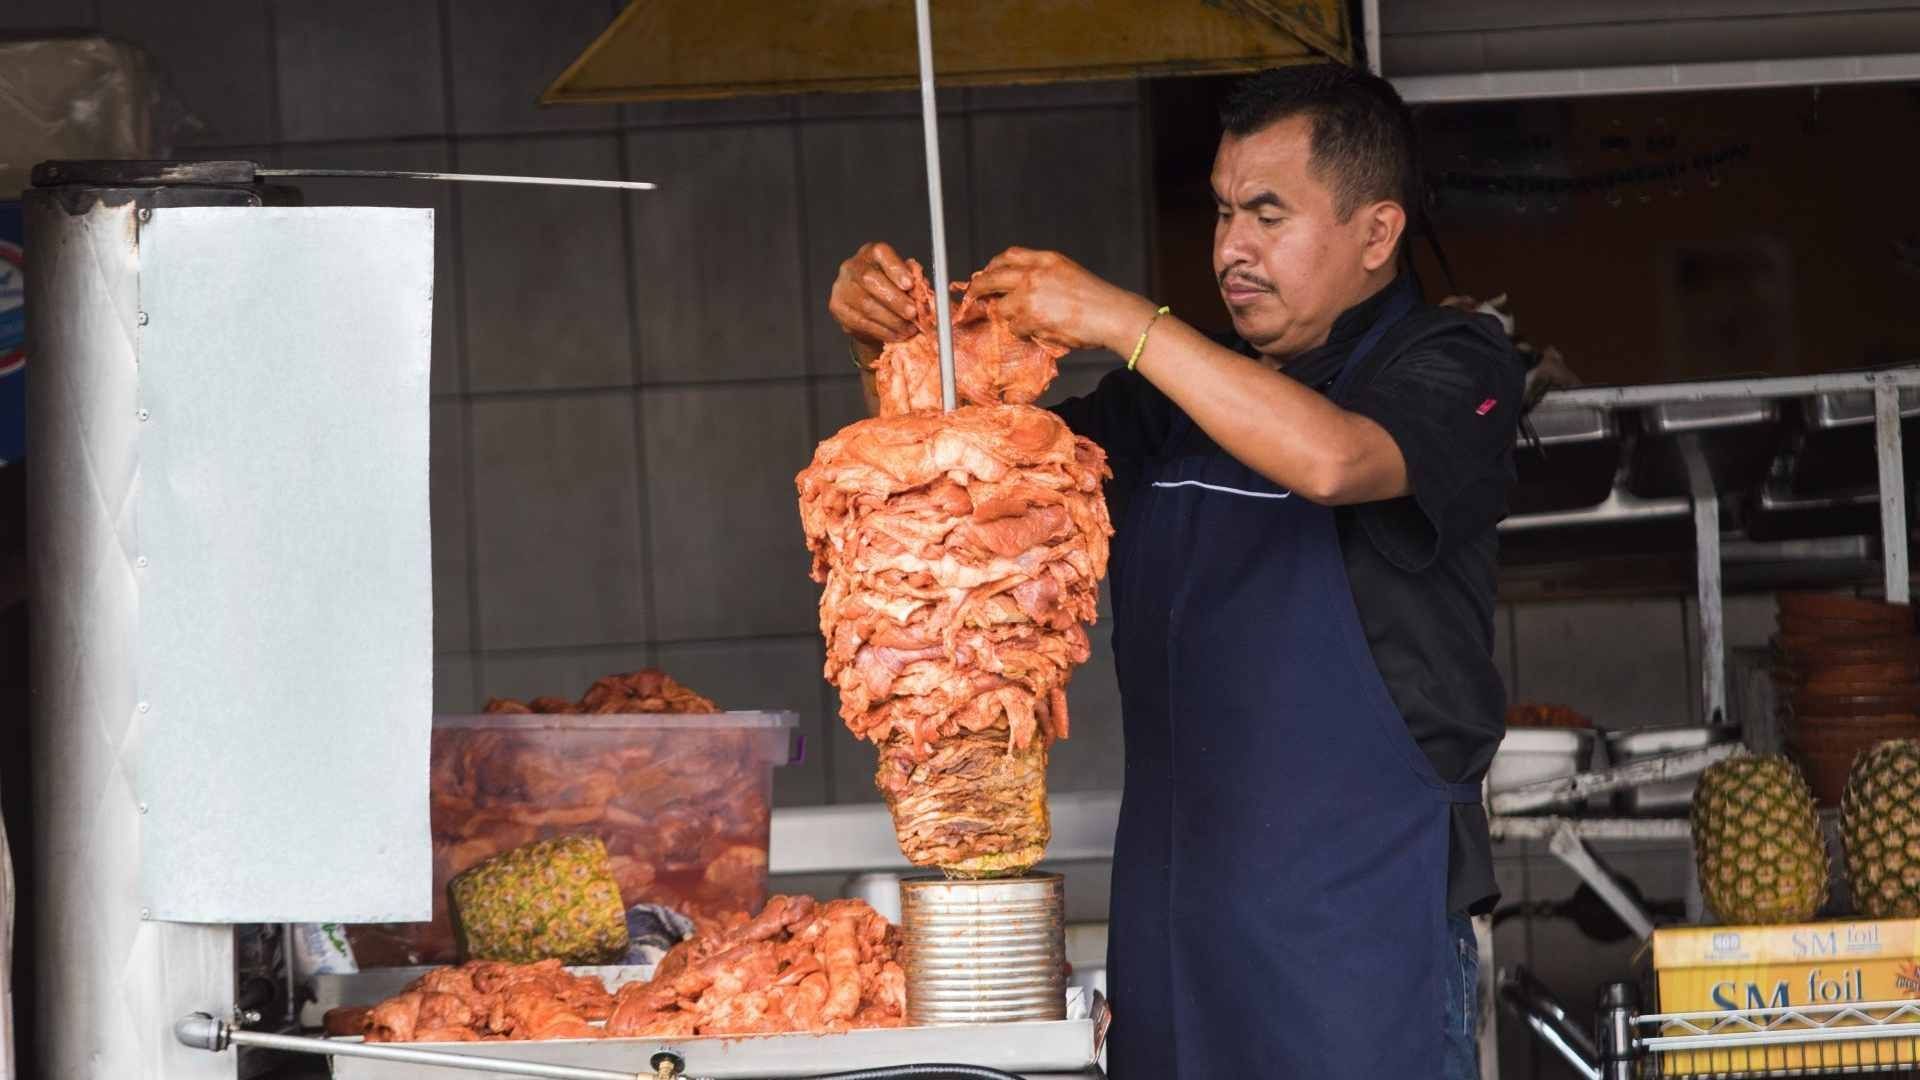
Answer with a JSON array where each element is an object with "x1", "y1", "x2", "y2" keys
[{"x1": 796, "y1": 264, "x2": 1111, "y2": 873}]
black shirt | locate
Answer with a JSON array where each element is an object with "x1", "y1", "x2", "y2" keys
[{"x1": 1051, "y1": 274, "x2": 1525, "y2": 915}]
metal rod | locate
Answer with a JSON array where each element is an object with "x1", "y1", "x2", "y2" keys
[
  {"x1": 911, "y1": 0, "x2": 958, "y2": 412},
  {"x1": 221, "y1": 1027, "x2": 650, "y2": 1080},
  {"x1": 1547, "y1": 823, "x2": 1655, "y2": 943},
  {"x1": 1644, "y1": 1020, "x2": 1920, "y2": 1051},
  {"x1": 1362, "y1": 0, "x2": 1382, "y2": 75},
  {"x1": 1877, "y1": 382, "x2": 1910, "y2": 604},
  {"x1": 1539, "y1": 369, "x2": 1920, "y2": 409},
  {"x1": 1597, "y1": 983, "x2": 1641, "y2": 1080},
  {"x1": 256, "y1": 169, "x2": 658, "y2": 191},
  {"x1": 1392, "y1": 51, "x2": 1920, "y2": 104},
  {"x1": 1499, "y1": 970, "x2": 1600, "y2": 1080},
  {"x1": 1488, "y1": 743, "x2": 1740, "y2": 816},
  {"x1": 1644, "y1": 999, "x2": 1920, "y2": 1025}
]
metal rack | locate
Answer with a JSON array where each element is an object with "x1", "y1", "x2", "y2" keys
[
  {"x1": 1484, "y1": 369, "x2": 1918, "y2": 1080},
  {"x1": 175, "y1": 1001, "x2": 1105, "y2": 1080},
  {"x1": 1487, "y1": 367, "x2": 1919, "y2": 927},
  {"x1": 1597, "y1": 987, "x2": 1920, "y2": 1079}
]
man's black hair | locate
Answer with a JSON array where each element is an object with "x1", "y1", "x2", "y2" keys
[{"x1": 1219, "y1": 63, "x2": 1418, "y2": 222}]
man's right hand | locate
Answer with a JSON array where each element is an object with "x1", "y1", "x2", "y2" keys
[{"x1": 828, "y1": 242, "x2": 923, "y2": 367}]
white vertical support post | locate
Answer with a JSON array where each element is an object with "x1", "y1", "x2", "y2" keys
[
  {"x1": 912, "y1": 0, "x2": 958, "y2": 412},
  {"x1": 1876, "y1": 381, "x2": 1909, "y2": 604},
  {"x1": 1475, "y1": 915, "x2": 1498, "y2": 1080},
  {"x1": 1680, "y1": 439, "x2": 1725, "y2": 726}
]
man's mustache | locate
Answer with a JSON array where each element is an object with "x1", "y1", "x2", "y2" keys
[{"x1": 1218, "y1": 271, "x2": 1274, "y2": 292}]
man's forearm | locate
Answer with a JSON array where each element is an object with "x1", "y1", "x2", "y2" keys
[{"x1": 1131, "y1": 317, "x2": 1409, "y2": 504}]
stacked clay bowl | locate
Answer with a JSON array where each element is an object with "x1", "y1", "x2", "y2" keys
[{"x1": 1776, "y1": 592, "x2": 1920, "y2": 805}]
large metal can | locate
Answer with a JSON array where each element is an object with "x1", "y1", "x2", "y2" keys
[{"x1": 901, "y1": 873, "x2": 1066, "y2": 1025}]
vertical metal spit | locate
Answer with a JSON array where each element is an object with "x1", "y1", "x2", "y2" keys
[{"x1": 912, "y1": 0, "x2": 959, "y2": 412}]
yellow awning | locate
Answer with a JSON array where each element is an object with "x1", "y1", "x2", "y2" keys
[{"x1": 542, "y1": 0, "x2": 1352, "y2": 104}]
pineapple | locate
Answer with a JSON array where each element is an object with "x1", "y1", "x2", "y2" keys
[
  {"x1": 1692, "y1": 755, "x2": 1829, "y2": 924},
  {"x1": 1842, "y1": 740, "x2": 1920, "y2": 918},
  {"x1": 448, "y1": 834, "x2": 629, "y2": 964}
]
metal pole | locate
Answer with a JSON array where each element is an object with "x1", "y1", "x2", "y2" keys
[
  {"x1": 1876, "y1": 382, "x2": 1910, "y2": 604},
  {"x1": 174, "y1": 1015, "x2": 651, "y2": 1080},
  {"x1": 1547, "y1": 824, "x2": 1656, "y2": 943},
  {"x1": 912, "y1": 0, "x2": 958, "y2": 412},
  {"x1": 1597, "y1": 983, "x2": 1641, "y2": 1080}
]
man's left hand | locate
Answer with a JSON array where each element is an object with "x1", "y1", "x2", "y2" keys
[{"x1": 968, "y1": 247, "x2": 1160, "y2": 355}]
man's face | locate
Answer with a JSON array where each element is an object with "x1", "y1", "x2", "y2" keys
[{"x1": 1211, "y1": 115, "x2": 1384, "y2": 359}]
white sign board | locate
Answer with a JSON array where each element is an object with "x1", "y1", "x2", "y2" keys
[{"x1": 133, "y1": 206, "x2": 433, "y2": 922}]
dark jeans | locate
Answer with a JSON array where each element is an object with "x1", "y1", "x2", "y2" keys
[{"x1": 1443, "y1": 913, "x2": 1482, "y2": 1080}]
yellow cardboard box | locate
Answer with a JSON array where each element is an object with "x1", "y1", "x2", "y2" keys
[{"x1": 1652, "y1": 919, "x2": 1920, "y2": 1075}]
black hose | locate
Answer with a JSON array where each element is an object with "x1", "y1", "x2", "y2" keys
[{"x1": 787, "y1": 1066, "x2": 1027, "y2": 1080}]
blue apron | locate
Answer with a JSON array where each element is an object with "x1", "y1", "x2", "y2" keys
[{"x1": 1104, "y1": 289, "x2": 1479, "y2": 1078}]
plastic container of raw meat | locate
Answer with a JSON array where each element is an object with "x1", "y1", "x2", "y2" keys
[{"x1": 345, "y1": 711, "x2": 799, "y2": 968}]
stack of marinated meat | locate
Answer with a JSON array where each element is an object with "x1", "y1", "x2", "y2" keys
[
  {"x1": 346, "y1": 896, "x2": 904, "y2": 1041},
  {"x1": 796, "y1": 260, "x2": 1112, "y2": 875}
]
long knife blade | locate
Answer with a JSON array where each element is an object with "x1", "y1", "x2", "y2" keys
[{"x1": 257, "y1": 168, "x2": 656, "y2": 191}]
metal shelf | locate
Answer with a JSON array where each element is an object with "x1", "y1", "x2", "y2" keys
[
  {"x1": 1391, "y1": 53, "x2": 1920, "y2": 105},
  {"x1": 1489, "y1": 817, "x2": 1694, "y2": 843},
  {"x1": 1490, "y1": 744, "x2": 1741, "y2": 817},
  {"x1": 1626, "y1": 998, "x2": 1920, "y2": 1078},
  {"x1": 769, "y1": 791, "x2": 1121, "y2": 876}
]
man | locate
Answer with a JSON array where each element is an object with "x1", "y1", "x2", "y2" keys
[{"x1": 829, "y1": 63, "x2": 1522, "y2": 1078}]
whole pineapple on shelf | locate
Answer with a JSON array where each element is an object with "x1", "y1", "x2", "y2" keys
[
  {"x1": 1842, "y1": 740, "x2": 1920, "y2": 919},
  {"x1": 1692, "y1": 755, "x2": 1828, "y2": 925}
]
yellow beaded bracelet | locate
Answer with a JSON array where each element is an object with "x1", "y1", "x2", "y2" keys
[{"x1": 1127, "y1": 306, "x2": 1171, "y2": 371}]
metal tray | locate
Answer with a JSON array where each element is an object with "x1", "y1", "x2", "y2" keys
[
  {"x1": 1745, "y1": 480, "x2": 1880, "y2": 542},
  {"x1": 1512, "y1": 402, "x2": 1621, "y2": 515},
  {"x1": 1626, "y1": 399, "x2": 1782, "y2": 499},
  {"x1": 1787, "y1": 387, "x2": 1920, "y2": 497},
  {"x1": 1804, "y1": 386, "x2": 1920, "y2": 429},
  {"x1": 1488, "y1": 728, "x2": 1596, "y2": 798},
  {"x1": 1604, "y1": 725, "x2": 1739, "y2": 816},
  {"x1": 326, "y1": 1015, "x2": 1102, "y2": 1079}
]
